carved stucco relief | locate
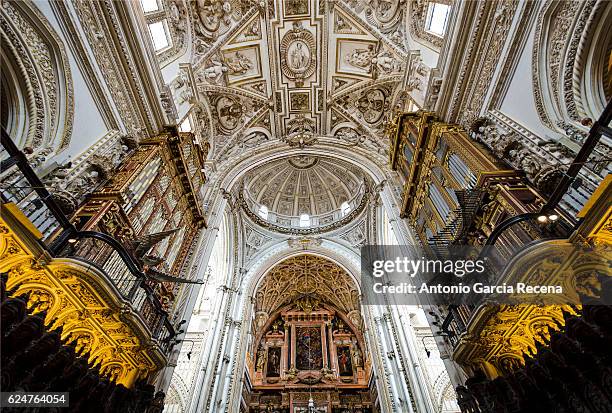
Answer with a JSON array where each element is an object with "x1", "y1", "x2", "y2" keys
[{"x1": 0, "y1": 0, "x2": 74, "y2": 153}]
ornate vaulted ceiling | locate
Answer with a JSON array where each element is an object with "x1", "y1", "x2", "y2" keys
[{"x1": 186, "y1": 0, "x2": 416, "y2": 159}]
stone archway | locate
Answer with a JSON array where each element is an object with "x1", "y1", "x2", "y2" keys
[{"x1": 183, "y1": 146, "x2": 419, "y2": 413}]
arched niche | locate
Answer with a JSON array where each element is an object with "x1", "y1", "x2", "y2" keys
[
  {"x1": 573, "y1": 2, "x2": 612, "y2": 119},
  {"x1": 533, "y1": 0, "x2": 611, "y2": 130},
  {"x1": 0, "y1": 0, "x2": 74, "y2": 154}
]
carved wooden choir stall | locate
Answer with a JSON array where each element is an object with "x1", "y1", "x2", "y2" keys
[
  {"x1": 388, "y1": 111, "x2": 612, "y2": 413},
  {"x1": 0, "y1": 128, "x2": 207, "y2": 407}
]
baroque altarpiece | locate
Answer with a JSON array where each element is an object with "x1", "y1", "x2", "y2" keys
[{"x1": 245, "y1": 255, "x2": 373, "y2": 413}]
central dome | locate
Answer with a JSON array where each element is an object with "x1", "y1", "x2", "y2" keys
[
  {"x1": 244, "y1": 155, "x2": 364, "y2": 216},
  {"x1": 241, "y1": 155, "x2": 368, "y2": 233}
]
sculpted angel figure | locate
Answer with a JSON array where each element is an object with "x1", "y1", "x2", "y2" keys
[
  {"x1": 406, "y1": 77, "x2": 423, "y2": 91},
  {"x1": 224, "y1": 51, "x2": 253, "y2": 75},
  {"x1": 201, "y1": 60, "x2": 227, "y2": 83},
  {"x1": 509, "y1": 148, "x2": 541, "y2": 178},
  {"x1": 372, "y1": 50, "x2": 397, "y2": 74}
]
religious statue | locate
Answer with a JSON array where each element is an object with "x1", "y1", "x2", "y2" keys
[
  {"x1": 406, "y1": 77, "x2": 423, "y2": 91},
  {"x1": 320, "y1": 367, "x2": 335, "y2": 380},
  {"x1": 168, "y1": 1, "x2": 185, "y2": 31},
  {"x1": 415, "y1": 60, "x2": 428, "y2": 76},
  {"x1": 348, "y1": 311, "x2": 364, "y2": 332},
  {"x1": 23, "y1": 146, "x2": 53, "y2": 170},
  {"x1": 335, "y1": 127, "x2": 363, "y2": 145},
  {"x1": 256, "y1": 346, "x2": 266, "y2": 371},
  {"x1": 285, "y1": 366, "x2": 298, "y2": 380},
  {"x1": 539, "y1": 140, "x2": 575, "y2": 159},
  {"x1": 279, "y1": 22, "x2": 315, "y2": 83},
  {"x1": 271, "y1": 318, "x2": 283, "y2": 334},
  {"x1": 43, "y1": 164, "x2": 107, "y2": 215},
  {"x1": 290, "y1": 42, "x2": 308, "y2": 70},
  {"x1": 352, "y1": 346, "x2": 363, "y2": 368},
  {"x1": 43, "y1": 166, "x2": 69, "y2": 188},
  {"x1": 168, "y1": 1, "x2": 180, "y2": 22},
  {"x1": 336, "y1": 15, "x2": 350, "y2": 31},
  {"x1": 109, "y1": 143, "x2": 130, "y2": 168},
  {"x1": 508, "y1": 148, "x2": 541, "y2": 178},
  {"x1": 334, "y1": 317, "x2": 347, "y2": 333},
  {"x1": 65, "y1": 169, "x2": 102, "y2": 195},
  {"x1": 266, "y1": 347, "x2": 281, "y2": 377}
]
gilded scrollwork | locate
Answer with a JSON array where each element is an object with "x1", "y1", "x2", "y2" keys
[
  {"x1": 454, "y1": 304, "x2": 575, "y2": 376},
  {"x1": 0, "y1": 214, "x2": 165, "y2": 387}
]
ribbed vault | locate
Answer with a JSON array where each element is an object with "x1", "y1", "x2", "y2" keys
[{"x1": 253, "y1": 254, "x2": 360, "y2": 316}]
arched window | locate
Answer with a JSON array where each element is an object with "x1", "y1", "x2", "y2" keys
[
  {"x1": 341, "y1": 201, "x2": 351, "y2": 216},
  {"x1": 140, "y1": 0, "x2": 159, "y2": 12},
  {"x1": 299, "y1": 214, "x2": 310, "y2": 227},
  {"x1": 258, "y1": 205, "x2": 269, "y2": 220},
  {"x1": 139, "y1": 0, "x2": 187, "y2": 65}
]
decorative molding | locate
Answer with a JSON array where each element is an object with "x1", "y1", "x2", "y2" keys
[
  {"x1": 457, "y1": 0, "x2": 519, "y2": 127},
  {"x1": 253, "y1": 254, "x2": 360, "y2": 315},
  {"x1": 279, "y1": 21, "x2": 317, "y2": 86},
  {"x1": 50, "y1": 0, "x2": 121, "y2": 130}
]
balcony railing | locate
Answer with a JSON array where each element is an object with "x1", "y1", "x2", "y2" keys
[
  {"x1": 1, "y1": 128, "x2": 176, "y2": 352},
  {"x1": 438, "y1": 99, "x2": 612, "y2": 347}
]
